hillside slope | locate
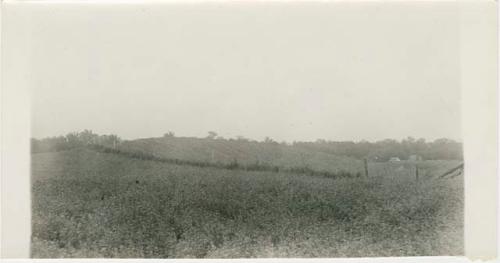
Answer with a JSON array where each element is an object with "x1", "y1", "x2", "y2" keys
[{"x1": 118, "y1": 137, "x2": 365, "y2": 174}]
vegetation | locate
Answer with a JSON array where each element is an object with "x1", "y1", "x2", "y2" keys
[
  {"x1": 32, "y1": 131, "x2": 462, "y2": 162},
  {"x1": 86, "y1": 144, "x2": 361, "y2": 179},
  {"x1": 32, "y1": 130, "x2": 121, "y2": 153},
  {"x1": 295, "y1": 137, "x2": 462, "y2": 161},
  {"x1": 31, "y1": 131, "x2": 463, "y2": 258}
]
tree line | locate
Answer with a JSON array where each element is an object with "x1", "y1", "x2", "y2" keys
[
  {"x1": 32, "y1": 131, "x2": 462, "y2": 161},
  {"x1": 31, "y1": 130, "x2": 121, "y2": 153},
  {"x1": 293, "y1": 137, "x2": 462, "y2": 161}
]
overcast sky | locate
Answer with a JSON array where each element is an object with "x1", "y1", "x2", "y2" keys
[{"x1": 23, "y1": 2, "x2": 461, "y2": 142}]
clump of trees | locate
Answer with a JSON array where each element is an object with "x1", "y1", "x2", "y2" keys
[
  {"x1": 163, "y1": 131, "x2": 175, "y2": 138},
  {"x1": 31, "y1": 130, "x2": 121, "y2": 153},
  {"x1": 293, "y1": 137, "x2": 462, "y2": 161}
]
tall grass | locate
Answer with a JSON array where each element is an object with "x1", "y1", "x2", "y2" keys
[
  {"x1": 118, "y1": 137, "x2": 365, "y2": 174},
  {"x1": 31, "y1": 148, "x2": 463, "y2": 258},
  {"x1": 88, "y1": 144, "x2": 358, "y2": 179}
]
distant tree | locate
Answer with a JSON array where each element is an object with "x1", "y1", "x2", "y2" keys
[
  {"x1": 207, "y1": 131, "x2": 218, "y2": 139},
  {"x1": 78, "y1": 129, "x2": 98, "y2": 145},
  {"x1": 99, "y1": 134, "x2": 121, "y2": 148},
  {"x1": 264, "y1": 137, "x2": 276, "y2": 144},
  {"x1": 164, "y1": 131, "x2": 175, "y2": 138},
  {"x1": 236, "y1": 136, "x2": 249, "y2": 142},
  {"x1": 65, "y1": 132, "x2": 82, "y2": 148}
]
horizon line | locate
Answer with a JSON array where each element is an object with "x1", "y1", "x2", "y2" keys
[{"x1": 31, "y1": 130, "x2": 463, "y2": 144}]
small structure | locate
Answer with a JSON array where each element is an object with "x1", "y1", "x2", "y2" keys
[
  {"x1": 408, "y1": 154, "x2": 423, "y2": 162},
  {"x1": 389, "y1": 157, "x2": 401, "y2": 162}
]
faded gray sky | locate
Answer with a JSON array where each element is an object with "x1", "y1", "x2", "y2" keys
[{"x1": 23, "y1": 2, "x2": 460, "y2": 142}]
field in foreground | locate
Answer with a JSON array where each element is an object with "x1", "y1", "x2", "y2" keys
[{"x1": 31, "y1": 148, "x2": 463, "y2": 258}]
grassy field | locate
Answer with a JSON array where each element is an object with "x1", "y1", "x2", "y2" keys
[
  {"x1": 119, "y1": 137, "x2": 365, "y2": 174},
  {"x1": 31, "y1": 147, "x2": 463, "y2": 258}
]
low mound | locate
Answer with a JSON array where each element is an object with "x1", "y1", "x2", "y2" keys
[{"x1": 118, "y1": 137, "x2": 364, "y2": 174}]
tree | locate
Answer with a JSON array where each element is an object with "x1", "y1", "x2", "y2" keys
[
  {"x1": 101, "y1": 134, "x2": 121, "y2": 148},
  {"x1": 207, "y1": 131, "x2": 218, "y2": 139},
  {"x1": 264, "y1": 137, "x2": 276, "y2": 144},
  {"x1": 65, "y1": 132, "x2": 82, "y2": 148},
  {"x1": 164, "y1": 131, "x2": 175, "y2": 138},
  {"x1": 78, "y1": 129, "x2": 98, "y2": 145},
  {"x1": 236, "y1": 136, "x2": 249, "y2": 142}
]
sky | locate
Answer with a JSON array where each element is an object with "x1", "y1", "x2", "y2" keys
[{"x1": 21, "y1": 2, "x2": 460, "y2": 142}]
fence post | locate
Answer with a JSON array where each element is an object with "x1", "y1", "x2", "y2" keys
[
  {"x1": 415, "y1": 164, "x2": 419, "y2": 182},
  {"x1": 364, "y1": 158, "x2": 369, "y2": 177}
]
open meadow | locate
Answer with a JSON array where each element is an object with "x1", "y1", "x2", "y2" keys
[
  {"x1": 13, "y1": 2, "x2": 473, "y2": 258},
  {"x1": 31, "y1": 145, "x2": 463, "y2": 258}
]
